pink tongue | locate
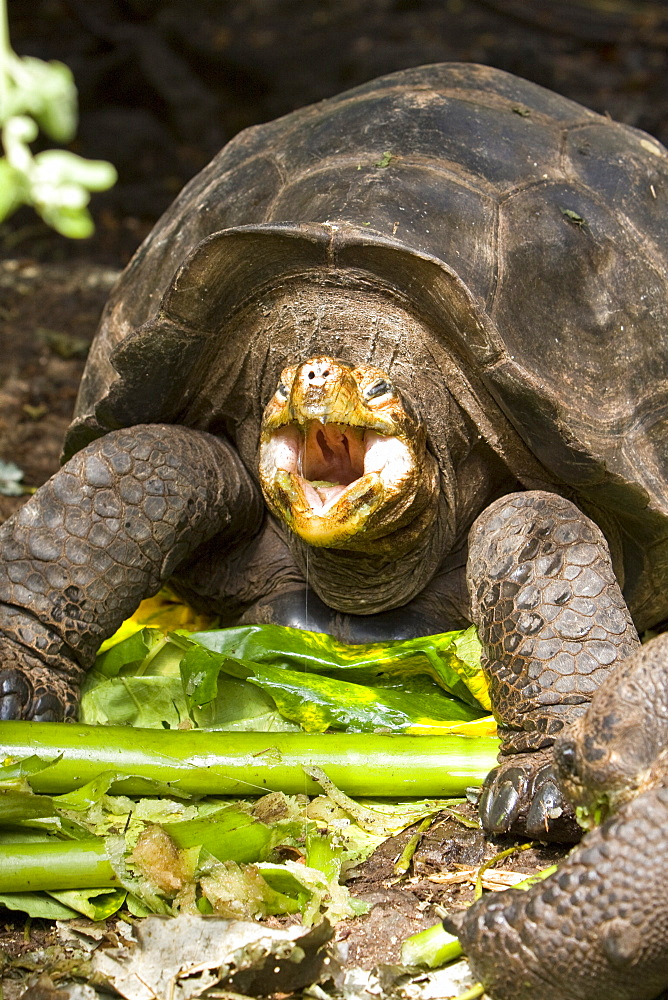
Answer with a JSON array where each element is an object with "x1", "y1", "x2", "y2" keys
[
  {"x1": 302, "y1": 423, "x2": 363, "y2": 484},
  {"x1": 308, "y1": 483, "x2": 348, "y2": 508}
]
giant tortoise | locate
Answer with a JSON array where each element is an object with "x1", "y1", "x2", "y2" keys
[{"x1": 1, "y1": 63, "x2": 668, "y2": 999}]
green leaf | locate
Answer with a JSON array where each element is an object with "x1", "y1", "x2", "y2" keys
[
  {"x1": 82, "y1": 645, "x2": 298, "y2": 731},
  {"x1": 29, "y1": 61, "x2": 78, "y2": 142},
  {"x1": 7, "y1": 57, "x2": 78, "y2": 142},
  {"x1": 48, "y1": 886, "x2": 126, "y2": 920},
  {"x1": 37, "y1": 203, "x2": 94, "y2": 239},
  {"x1": 181, "y1": 646, "x2": 484, "y2": 734},
  {"x1": 80, "y1": 676, "x2": 188, "y2": 728},
  {"x1": 0, "y1": 754, "x2": 62, "y2": 786},
  {"x1": 0, "y1": 787, "x2": 60, "y2": 829},
  {"x1": 0, "y1": 891, "x2": 80, "y2": 919},
  {"x1": 0, "y1": 158, "x2": 23, "y2": 221},
  {"x1": 0, "y1": 458, "x2": 27, "y2": 496},
  {"x1": 85, "y1": 622, "x2": 490, "y2": 734},
  {"x1": 33, "y1": 150, "x2": 117, "y2": 190},
  {"x1": 560, "y1": 206, "x2": 587, "y2": 227},
  {"x1": 54, "y1": 771, "x2": 120, "y2": 811},
  {"x1": 188, "y1": 623, "x2": 489, "y2": 709},
  {"x1": 94, "y1": 628, "x2": 166, "y2": 678}
]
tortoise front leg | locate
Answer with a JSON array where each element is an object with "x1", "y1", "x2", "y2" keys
[
  {"x1": 467, "y1": 490, "x2": 639, "y2": 840},
  {"x1": 0, "y1": 425, "x2": 262, "y2": 720}
]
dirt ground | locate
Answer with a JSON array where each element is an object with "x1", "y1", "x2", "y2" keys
[{"x1": 1, "y1": 0, "x2": 667, "y2": 993}]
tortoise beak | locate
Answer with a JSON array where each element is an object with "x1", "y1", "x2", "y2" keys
[
  {"x1": 259, "y1": 420, "x2": 416, "y2": 545},
  {"x1": 258, "y1": 358, "x2": 423, "y2": 548}
]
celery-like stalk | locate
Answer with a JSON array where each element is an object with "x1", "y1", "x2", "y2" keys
[
  {"x1": 0, "y1": 724, "x2": 499, "y2": 798},
  {"x1": 401, "y1": 921, "x2": 463, "y2": 968},
  {"x1": 0, "y1": 839, "x2": 117, "y2": 892}
]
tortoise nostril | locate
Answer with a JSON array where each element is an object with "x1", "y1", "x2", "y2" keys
[
  {"x1": 308, "y1": 371, "x2": 315, "y2": 379},
  {"x1": 322, "y1": 369, "x2": 330, "y2": 377}
]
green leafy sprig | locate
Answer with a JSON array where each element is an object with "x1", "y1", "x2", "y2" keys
[{"x1": 0, "y1": 0, "x2": 116, "y2": 237}]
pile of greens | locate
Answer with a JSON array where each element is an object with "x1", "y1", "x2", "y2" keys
[{"x1": 0, "y1": 594, "x2": 498, "y2": 926}]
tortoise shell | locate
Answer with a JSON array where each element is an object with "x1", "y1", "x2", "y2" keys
[{"x1": 66, "y1": 62, "x2": 668, "y2": 630}]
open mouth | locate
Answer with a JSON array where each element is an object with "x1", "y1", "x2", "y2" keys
[
  {"x1": 262, "y1": 420, "x2": 413, "y2": 516},
  {"x1": 299, "y1": 422, "x2": 366, "y2": 509}
]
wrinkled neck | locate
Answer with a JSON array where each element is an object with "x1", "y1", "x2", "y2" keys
[{"x1": 284, "y1": 490, "x2": 451, "y2": 615}]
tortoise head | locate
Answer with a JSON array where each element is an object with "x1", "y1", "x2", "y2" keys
[{"x1": 259, "y1": 356, "x2": 439, "y2": 550}]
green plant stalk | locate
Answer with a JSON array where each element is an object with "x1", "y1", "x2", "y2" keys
[
  {"x1": 401, "y1": 920, "x2": 463, "y2": 968},
  {"x1": 305, "y1": 828, "x2": 344, "y2": 882},
  {"x1": 164, "y1": 806, "x2": 281, "y2": 863},
  {"x1": 473, "y1": 841, "x2": 535, "y2": 900},
  {"x1": 0, "y1": 839, "x2": 117, "y2": 892},
  {"x1": 393, "y1": 814, "x2": 433, "y2": 876},
  {"x1": 455, "y1": 985, "x2": 484, "y2": 1000},
  {"x1": 0, "y1": 723, "x2": 500, "y2": 798}
]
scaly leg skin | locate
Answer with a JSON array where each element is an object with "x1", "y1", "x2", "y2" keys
[
  {"x1": 0, "y1": 424, "x2": 262, "y2": 720},
  {"x1": 444, "y1": 785, "x2": 668, "y2": 1000},
  {"x1": 444, "y1": 633, "x2": 668, "y2": 1000},
  {"x1": 467, "y1": 491, "x2": 640, "y2": 840}
]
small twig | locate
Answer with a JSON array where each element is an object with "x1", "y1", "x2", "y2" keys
[{"x1": 474, "y1": 842, "x2": 535, "y2": 900}]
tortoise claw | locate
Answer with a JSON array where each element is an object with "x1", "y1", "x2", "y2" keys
[
  {"x1": 0, "y1": 668, "x2": 33, "y2": 720},
  {"x1": 479, "y1": 753, "x2": 581, "y2": 843},
  {"x1": 479, "y1": 764, "x2": 525, "y2": 833},
  {"x1": 0, "y1": 666, "x2": 69, "y2": 721},
  {"x1": 31, "y1": 691, "x2": 67, "y2": 722},
  {"x1": 525, "y1": 769, "x2": 566, "y2": 838}
]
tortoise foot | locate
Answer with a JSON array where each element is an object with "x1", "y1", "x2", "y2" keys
[
  {"x1": 0, "y1": 638, "x2": 79, "y2": 721},
  {"x1": 447, "y1": 787, "x2": 668, "y2": 1000},
  {"x1": 0, "y1": 668, "x2": 32, "y2": 720},
  {"x1": 468, "y1": 491, "x2": 641, "y2": 841},
  {"x1": 479, "y1": 748, "x2": 581, "y2": 842},
  {"x1": 0, "y1": 666, "x2": 75, "y2": 721}
]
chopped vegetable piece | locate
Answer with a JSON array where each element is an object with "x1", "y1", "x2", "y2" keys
[{"x1": 0, "y1": 724, "x2": 499, "y2": 798}]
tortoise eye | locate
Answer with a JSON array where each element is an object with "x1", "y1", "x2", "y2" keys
[
  {"x1": 276, "y1": 382, "x2": 289, "y2": 400},
  {"x1": 364, "y1": 378, "x2": 393, "y2": 401}
]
